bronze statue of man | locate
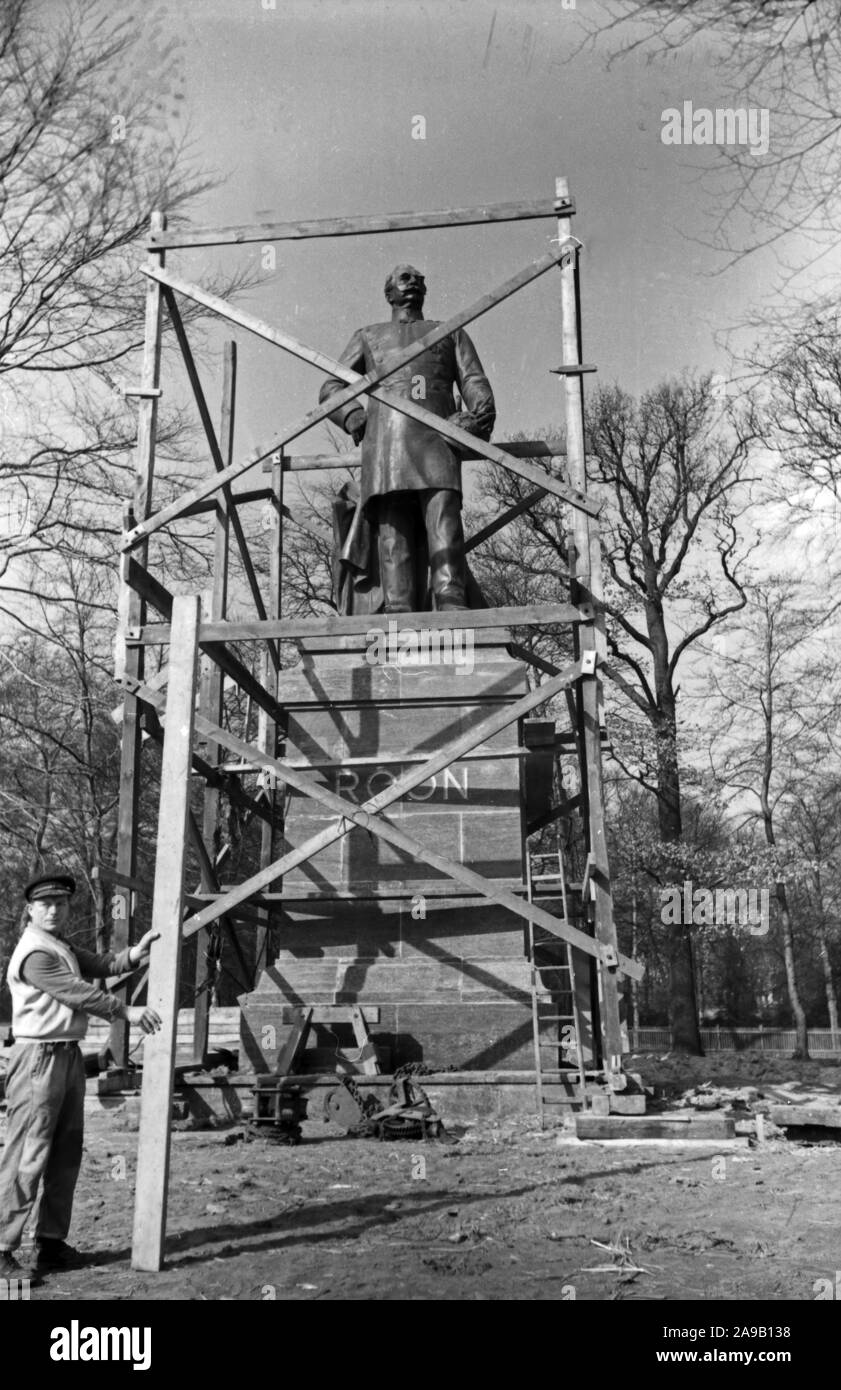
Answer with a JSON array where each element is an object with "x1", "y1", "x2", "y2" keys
[{"x1": 319, "y1": 264, "x2": 496, "y2": 613}]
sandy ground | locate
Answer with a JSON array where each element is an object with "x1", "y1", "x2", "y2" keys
[{"x1": 6, "y1": 1055, "x2": 840, "y2": 1303}]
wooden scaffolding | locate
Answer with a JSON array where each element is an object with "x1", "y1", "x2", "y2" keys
[{"x1": 111, "y1": 179, "x2": 643, "y2": 1270}]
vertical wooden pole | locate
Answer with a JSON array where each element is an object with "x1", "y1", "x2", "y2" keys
[
  {"x1": 193, "y1": 342, "x2": 235, "y2": 1061},
  {"x1": 556, "y1": 176, "x2": 624, "y2": 1081},
  {"x1": 565, "y1": 541, "x2": 596, "y2": 1071},
  {"x1": 112, "y1": 210, "x2": 166, "y2": 1069},
  {"x1": 132, "y1": 594, "x2": 201, "y2": 1273},
  {"x1": 255, "y1": 449, "x2": 284, "y2": 979}
]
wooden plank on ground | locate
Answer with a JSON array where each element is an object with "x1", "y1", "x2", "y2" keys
[
  {"x1": 131, "y1": 595, "x2": 201, "y2": 1272},
  {"x1": 576, "y1": 1114, "x2": 736, "y2": 1141},
  {"x1": 769, "y1": 1106, "x2": 841, "y2": 1129},
  {"x1": 147, "y1": 196, "x2": 575, "y2": 250},
  {"x1": 608, "y1": 1093, "x2": 647, "y2": 1115}
]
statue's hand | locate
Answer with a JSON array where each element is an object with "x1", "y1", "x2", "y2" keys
[
  {"x1": 346, "y1": 410, "x2": 366, "y2": 446},
  {"x1": 447, "y1": 410, "x2": 485, "y2": 455},
  {"x1": 448, "y1": 410, "x2": 481, "y2": 437}
]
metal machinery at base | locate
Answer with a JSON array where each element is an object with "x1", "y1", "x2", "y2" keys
[{"x1": 250, "y1": 1071, "x2": 444, "y2": 1143}]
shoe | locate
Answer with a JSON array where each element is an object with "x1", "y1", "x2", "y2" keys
[
  {"x1": 0, "y1": 1249, "x2": 41, "y2": 1287},
  {"x1": 34, "y1": 1238, "x2": 85, "y2": 1271}
]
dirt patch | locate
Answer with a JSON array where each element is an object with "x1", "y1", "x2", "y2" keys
[
  {"x1": 8, "y1": 1062, "x2": 840, "y2": 1302},
  {"x1": 629, "y1": 1051, "x2": 841, "y2": 1096}
]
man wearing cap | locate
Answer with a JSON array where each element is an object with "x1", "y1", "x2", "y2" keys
[
  {"x1": 319, "y1": 264, "x2": 496, "y2": 613},
  {"x1": 0, "y1": 867, "x2": 161, "y2": 1280}
]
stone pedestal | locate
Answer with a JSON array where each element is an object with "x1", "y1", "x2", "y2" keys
[{"x1": 239, "y1": 635, "x2": 540, "y2": 1075}]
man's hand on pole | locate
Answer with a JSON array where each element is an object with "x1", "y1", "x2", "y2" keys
[
  {"x1": 126, "y1": 1006, "x2": 162, "y2": 1035},
  {"x1": 129, "y1": 930, "x2": 160, "y2": 967}
]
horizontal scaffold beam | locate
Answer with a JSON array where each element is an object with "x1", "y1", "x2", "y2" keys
[
  {"x1": 192, "y1": 879, "x2": 527, "y2": 903},
  {"x1": 93, "y1": 864, "x2": 150, "y2": 897},
  {"x1": 465, "y1": 487, "x2": 549, "y2": 555},
  {"x1": 259, "y1": 452, "x2": 560, "y2": 558},
  {"x1": 183, "y1": 485, "x2": 273, "y2": 514},
  {"x1": 122, "y1": 559, "x2": 284, "y2": 725},
  {"x1": 133, "y1": 601, "x2": 594, "y2": 646},
  {"x1": 263, "y1": 439, "x2": 567, "y2": 472},
  {"x1": 138, "y1": 693, "x2": 276, "y2": 829},
  {"x1": 122, "y1": 659, "x2": 643, "y2": 982},
  {"x1": 120, "y1": 244, "x2": 594, "y2": 552},
  {"x1": 146, "y1": 196, "x2": 575, "y2": 250}
]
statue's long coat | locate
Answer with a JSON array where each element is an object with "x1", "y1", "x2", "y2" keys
[{"x1": 319, "y1": 319, "x2": 496, "y2": 510}]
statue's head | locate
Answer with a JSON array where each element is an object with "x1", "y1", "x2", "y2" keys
[{"x1": 385, "y1": 264, "x2": 426, "y2": 309}]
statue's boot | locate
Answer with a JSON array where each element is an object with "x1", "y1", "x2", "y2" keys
[
  {"x1": 423, "y1": 488, "x2": 468, "y2": 611},
  {"x1": 377, "y1": 496, "x2": 416, "y2": 612}
]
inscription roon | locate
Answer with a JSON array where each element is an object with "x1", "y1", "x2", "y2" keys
[{"x1": 334, "y1": 766, "x2": 469, "y2": 801}]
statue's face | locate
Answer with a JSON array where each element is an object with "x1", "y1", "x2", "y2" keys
[{"x1": 386, "y1": 264, "x2": 426, "y2": 309}]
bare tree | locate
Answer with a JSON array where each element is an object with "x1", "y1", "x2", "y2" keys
[
  {"x1": 786, "y1": 781, "x2": 841, "y2": 1038},
  {"x1": 0, "y1": 0, "x2": 251, "y2": 607},
  {"x1": 282, "y1": 475, "x2": 345, "y2": 619},
  {"x1": 705, "y1": 580, "x2": 841, "y2": 1056},
  {"x1": 764, "y1": 308, "x2": 841, "y2": 502},
  {"x1": 584, "y1": 0, "x2": 841, "y2": 271},
  {"x1": 0, "y1": 555, "x2": 122, "y2": 962},
  {"x1": 472, "y1": 375, "x2": 762, "y2": 1050}
]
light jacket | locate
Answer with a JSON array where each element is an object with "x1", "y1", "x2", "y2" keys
[{"x1": 8, "y1": 927, "x2": 92, "y2": 1040}]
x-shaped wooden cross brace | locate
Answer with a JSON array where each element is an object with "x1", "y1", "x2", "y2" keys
[
  {"x1": 120, "y1": 653, "x2": 642, "y2": 982},
  {"x1": 120, "y1": 240, "x2": 597, "y2": 552}
]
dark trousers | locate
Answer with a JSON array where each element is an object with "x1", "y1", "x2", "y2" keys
[
  {"x1": 0, "y1": 1042, "x2": 85, "y2": 1250},
  {"x1": 376, "y1": 488, "x2": 467, "y2": 612}
]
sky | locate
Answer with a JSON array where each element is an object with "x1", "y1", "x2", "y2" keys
[
  {"x1": 143, "y1": 0, "x2": 805, "y2": 467},
  {"x1": 8, "y1": 0, "x2": 839, "y2": 697},
  {"x1": 111, "y1": 0, "x2": 834, "y2": 791}
]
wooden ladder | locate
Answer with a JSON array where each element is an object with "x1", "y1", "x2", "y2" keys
[{"x1": 525, "y1": 847, "x2": 588, "y2": 1127}]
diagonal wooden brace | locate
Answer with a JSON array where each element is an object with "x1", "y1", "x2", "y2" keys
[
  {"x1": 122, "y1": 656, "x2": 589, "y2": 925},
  {"x1": 161, "y1": 289, "x2": 278, "y2": 670},
  {"x1": 121, "y1": 656, "x2": 643, "y2": 981},
  {"x1": 150, "y1": 259, "x2": 598, "y2": 523},
  {"x1": 121, "y1": 243, "x2": 595, "y2": 551}
]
